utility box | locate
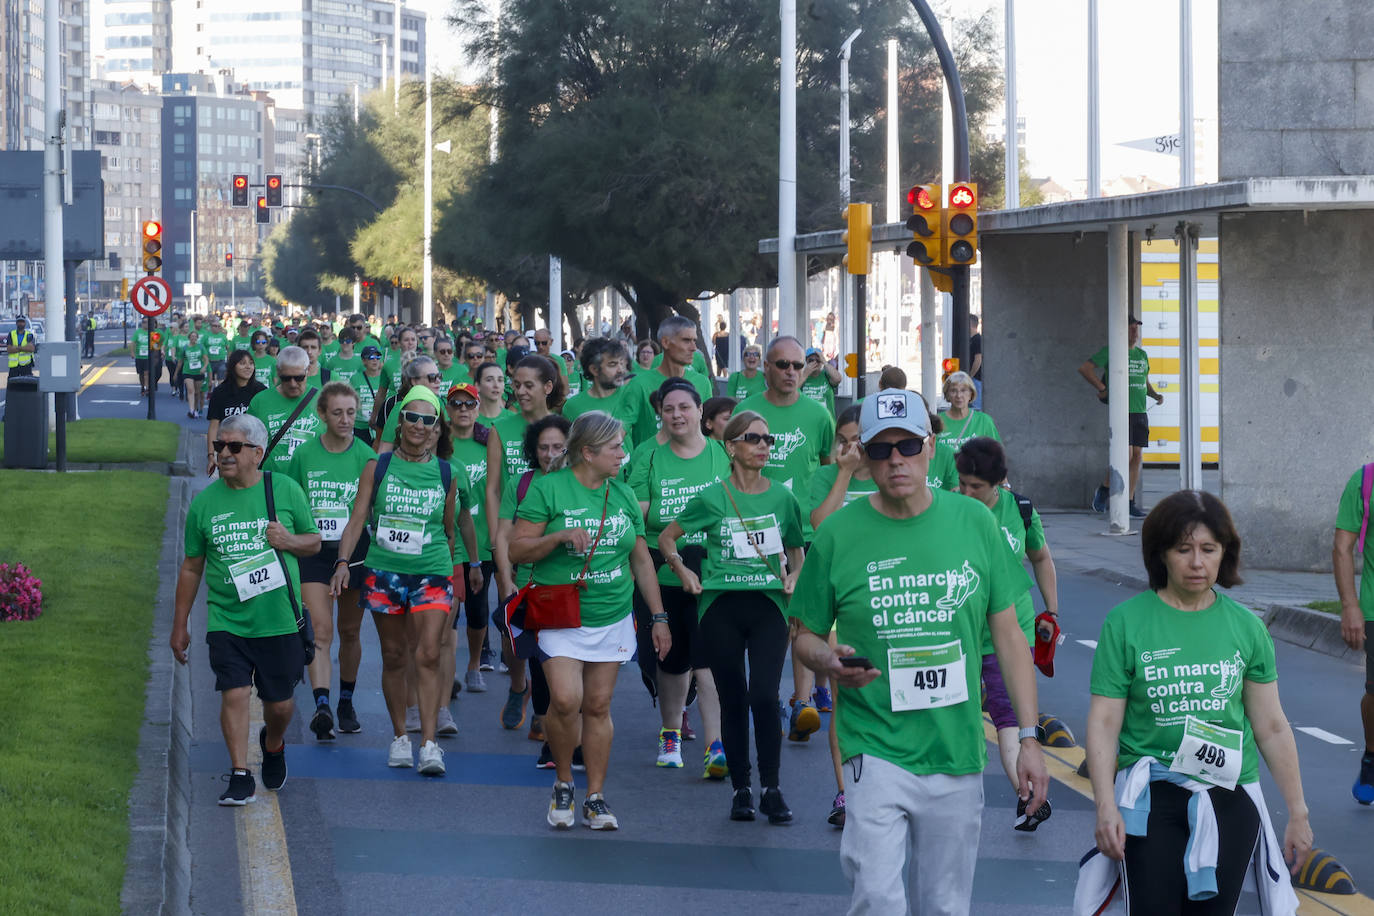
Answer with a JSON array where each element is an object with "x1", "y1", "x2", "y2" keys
[
  {"x1": 3, "y1": 375, "x2": 48, "y2": 468},
  {"x1": 37, "y1": 341, "x2": 81, "y2": 393}
]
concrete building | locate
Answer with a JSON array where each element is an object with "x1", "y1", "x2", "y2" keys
[
  {"x1": 87, "y1": 79, "x2": 162, "y2": 301},
  {"x1": 90, "y1": 0, "x2": 170, "y2": 86},
  {"x1": 1, "y1": 0, "x2": 47, "y2": 150}
]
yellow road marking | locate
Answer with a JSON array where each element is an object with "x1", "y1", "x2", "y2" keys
[
  {"x1": 78, "y1": 363, "x2": 112, "y2": 393},
  {"x1": 234, "y1": 694, "x2": 298, "y2": 914}
]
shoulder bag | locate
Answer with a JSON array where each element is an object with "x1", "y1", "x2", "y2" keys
[{"x1": 263, "y1": 471, "x2": 316, "y2": 666}]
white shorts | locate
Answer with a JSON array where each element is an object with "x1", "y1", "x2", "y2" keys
[{"x1": 537, "y1": 613, "x2": 636, "y2": 663}]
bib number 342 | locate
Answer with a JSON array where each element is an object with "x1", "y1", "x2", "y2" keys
[{"x1": 376, "y1": 515, "x2": 425, "y2": 556}]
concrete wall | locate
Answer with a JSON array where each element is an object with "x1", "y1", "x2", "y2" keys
[
  {"x1": 1220, "y1": 0, "x2": 1374, "y2": 178},
  {"x1": 1219, "y1": 209, "x2": 1374, "y2": 570},
  {"x1": 981, "y1": 231, "x2": 1111, "y2": 509}
]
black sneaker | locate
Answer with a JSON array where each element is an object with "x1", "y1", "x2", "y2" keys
[
  {"x1": 336, "y1": 698, "x2": 361, "y2": 734},
  {"x1": 218, "y1": 769, "x2": 256, "y2": 806},
  {"x1": 310, "y1": 705, "x2": 336, "y2": 741},
  {"x1": 572, "y1": 745, "x2": 586, "y2": 772},
  {"x1": 730, "y1": 787, "x2": 756, "y2": 821},
  {"x1": 259, "y1": 727, "x2": 287, "y2": 791},
  {"x1": 535, "y1": 742, "x2": 556, "y2": 769},
  {"x1": 1014, "y1": 796, "x2": 1052, "y2": 831},
  {"x1": 451, "y1": 679, "x2": 462, "y2": 701},
  {"x1": 1129, "y1": 501, "x2": 1147, "y2": 519},
  {"x1": 760, "y1": 787, "x2": 793, "y2": 825}
]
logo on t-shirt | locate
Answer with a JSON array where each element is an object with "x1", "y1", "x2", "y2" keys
[
  {"x1": 934, "y1": 561, "x2": 981, "y2": 611},
  {"x1": 1001, "y1": 526, "x2": 1023, "y2": 555},
  {"x1": 771, "y1": 429, "x2": 807, "y2": 463}
]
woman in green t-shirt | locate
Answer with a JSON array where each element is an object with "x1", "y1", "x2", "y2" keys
[
  {"x1": 660, "y1": 410, "x2": 806, "y2": 825},
  {"x1": 443, "y1": 383, "x2": 497, "y2": 697},
  {"x1": 701, "y1": 396, "x2": 737, "y2": 442},
  {"x1": 508, "y1": 411, "x2": 670, "y2": 831},
  {"x1": 180, "y1": 328, "x2": 210, "y2": 420},
  {"x1": 629, "y1": 378, "x2": 730, "y2": 778},
  {"x1": 937, "y1": 370, "x2": 1000, "y2": 453},
  {"x1": 1084, "y1": 491, "x2": 1311, "y2": 913},
  {"x1": 250, "y1": 330, "x2": 277, "y2": 387},
  {"x1": 725, "y1": 345, "x2": 766, "y2": 401}
]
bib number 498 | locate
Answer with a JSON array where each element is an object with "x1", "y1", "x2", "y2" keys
[{"x1": 1193, "y1": 743, "x2": 1226, "y2": 769}]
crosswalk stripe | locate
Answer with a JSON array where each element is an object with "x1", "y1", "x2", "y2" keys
[{"x1": 1294, "y1": 726, "x2": 1354, "y2": 746}]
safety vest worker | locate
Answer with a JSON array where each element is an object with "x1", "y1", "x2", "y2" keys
[{"x1": 7, "y1": 320, "x2": 35, "y2": 374}]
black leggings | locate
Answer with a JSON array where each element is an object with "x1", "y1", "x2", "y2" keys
[
  {"x1": 530, "y1": 656, "x2": 550, "y2": 718},
  {"x1": 699, "y1": 592, "x2": 788, "y2": 792},
  {"x1": 1123, "y1": 781, "x2": 1261, "y2": 915}
]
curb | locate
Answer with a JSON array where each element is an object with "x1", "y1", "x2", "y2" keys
[{"x1": 120, "y1": 477, "x2": 192, "y2": 916}]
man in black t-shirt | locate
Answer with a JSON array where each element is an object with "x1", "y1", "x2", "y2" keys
[{"x1": 969, "y1": 314, "x2": 983, "y2": 409}]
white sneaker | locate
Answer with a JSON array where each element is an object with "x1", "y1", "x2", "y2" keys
[
  {"x1": 547, "y1": 781, "x2": 575, "y2": 829},
  {"x1": 656, "y1": 728, "x2": 683, "y2": 768},
  {"x1": 405, "y1": 705, "x2": 420, "y2": 733},
  {"x1": 388, "y1": 734, "x2": 413, "y2": 768},
  {"x1": 436, "y1": 706, "x2": 458, "y2": 737},
  {"x1": 417, "y1": 740, "x2": 446, "y2": 776}
]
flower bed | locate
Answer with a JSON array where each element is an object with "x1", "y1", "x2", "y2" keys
[{"x1": 0, "y1": 561, "x2": 41, "y2": 621}]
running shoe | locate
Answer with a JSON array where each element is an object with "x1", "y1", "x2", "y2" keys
[
  {"x1": 336, "y1": 699, "x2": 361, "y2": 734},
  {"x1": 497, "y1": 659, "x2": 509, "y2": 674},
  {"x1": 582, "y1": 793, "x2": 619, "y2": 830},
  {"x1": 656, "y1": 728, "x2": 684, "y2": 768},
  {"x1": 535, "y1": 742, "x2": 556, "y2": 769},
  {"x1": 479, "y1": 647, "x2": 496, "y2": 672},
  {"x1": 450, "y1": 679, "x2": 461, "y2": 701},
  {"x1": 405, "y1": 705, "x2": 421, "y2": 733},
  {"x1": 1354, "y1": 753, "x2": 1374, "y2": 805},
  {"x1": 828, "y1": 792, "x2": 846, "y2": 828},
  {"x1": 812, "y1": 685, "x2": 833, "y2": 713},
  {"x1": 1091, "y1": 485, "x2": 1108, "y2": 513},
  {"x1": 388, "y1": 734, "x2": 413, "y2": 768},
  {"x1": 258, "y1": 727, "x2": 287, "y2": 791},
  {"x1": 548, "y1": 781, "x2": 576, "y2": 829},
  {"x1": 1014, "y1": 797, "x2": 1053, "y2": 831},
  {"x1": 572, "y1": 745, "x2": 586, "y2": 772},
  {"x1": 703, "y1": 740, "x2": 728, "y2": 781},
  {"x1": 436, "y1": 706, "x2": 459, "y2": 737},
  {"x1": 1129, "y1": 501, "x2": 1147, "y2": 519},
  {"x1": 787, "y1": 699, "x2": 821, "y2": 742},
  {"x1": 760, "y1": 787, "x2": 792, "y2": 825},
  {"x1": 680, "y1": 710, "x2": 696, "y2": 741},
  {"x1": 730, "y1": 787, "x2": 756, "y2": 821},
  {"x1": 527, "y1": 715, "x2": 545, "y2": 743},
  {"x1": 501, "y1": 686, "x2": 529, "y2": 730},
  {"x1": 309, "y1": 705, "x2": 336, "y2": 741},
  {"x1": 465, "y1": 669, "x2": 487, "y2": 693},
  {"x1": 218, "y1": 770, "x2": 256, "y2": 806},
  {"x1": 418, "y1": 740, "x2": 446, "y2": 776}
]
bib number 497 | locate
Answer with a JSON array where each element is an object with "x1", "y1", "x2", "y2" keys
[{"x1": 912, "y1": 667, "x2": 947, "y2": 690}]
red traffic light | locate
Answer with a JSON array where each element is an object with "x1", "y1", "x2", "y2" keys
[
  {"x1": 908, "y1": 186, "x2": 937, "y2": 210},
  {"x1": 949, "y1": 184, "x2": 976, "y2": 208},
  {"x1": 267, "y1": 175, "x2": 281, "y2": 190},
  {"x1": 233, "y1": 175, "x2": 247, "y2": 190},
  {"x1": 256, "y1": 196, "x2": 267, "y2": 209},
  {"x1": 142, "y1": 220, "x2": 162, "y2": 238},
  {"x1": 941, "y1": 357, "x2": 960, "y2": 374}
]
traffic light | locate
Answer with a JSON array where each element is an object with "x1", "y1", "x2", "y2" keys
[
  {"x1": 266, "y1": 174, "x2": 283, "y2": 207},
  {"x1": 225, "y1": 252, "x2": 233, "y2": 268},
  {"x1": 905, "y1": 184, "x2": 942, "y2": 266},
  {"x1": 840, "y1": 203, "x2": 871, "y2": 275},
  {"x1": 942, "y1": 182, "x2": 978, "y2": 266},
  {"x1": 256, "y1": 195, "x2": 269, "y2": 224},
  {"x1": 941, "y1": 357, "x2": 960, "y2": 375},
  {"x1": 141, "y1": 220, "x2": 162, "y2": 275},
  {"x1": 843, "y1": 353, "x2": 859, "y2": 378},
  {"x1": 232, "y1": 174, "x2": 249, "y2": 207}
]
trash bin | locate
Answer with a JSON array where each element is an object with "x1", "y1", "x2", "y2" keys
[{"x1": 3, "y1": 375, "x2": 48, "y2": 469}]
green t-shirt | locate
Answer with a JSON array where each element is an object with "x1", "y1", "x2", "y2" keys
[
  {"x1": 247, "y1": 387, "x2": 325, "y2": 473},
  {"x1": 516, "y1": 469, "x2": 646, "y2": 628},
  {"x1": 183, "y1": 473, "x2": 315, "y2": 638},
  {"x1": 203, "y1": 332, "x2": 230, "y2": 361},
  {"x1": 808, "y1": 464, "x2": 878, "y2": 530},
  {"x1": 488, "y1": 412, "x2": 532, "y2": 497},
  {"x1": 936, "y1": 410, "x2": 1001, "y2": 454},
  {"x1": 447, "y1": 437, "x2": 486, "y2": 563},
  {"x1": 285, "y1": 435, "x2": 377, "y2": 545},
  {"x1": 626, "y1": 365, "x2": 714, "y2": 412},
  {"x1": 327, "y1": 353, "x2": 365, "y2": 390},
  {"x1": 926, "y1": 441, "x2": 960, "y2": 492},
  {"x1": 629, "y1": 438, "x2": 731, "y2": 585},
  {"x1": 1089, "y1": 590, "x2": 1277, "y2": 785},
  {"x1": 563, "y1": 384, "x2": 659, "y2": 448},
  {"x1": 180, "y1": 342, "x2": 209, "y2": 375},
  {"x1": 564, "y1": 368, "x2": 585, "y2": 399},
  {"x1": 364, "y1": 455, "x2": 454, "y2": 576},
  {"x1": 500, "y1": 469, "x2": 542, "y2": 586},
  {"x1": 233, "y1": 334, "x2": 253, "y2": 353},
  {"x1": 734, "y1": 392, "x2": 835, "y2": 541},
  {"x1": 1090, "y1": 345, "x2": 1152, "y2": 414},
  {"x1": 976, "y1": 487, "x2": 1046, "y2": 654},
  {"x1": 380, "y1": 352, "x2": 404, "y2": 395},
  {"x1": 322, "y1": 340, "x2": 341, "y2": 361},
  {"x1": 800, "y1": 375, "x2": 837, "y2": 416},
  {"x1": 791, "y1": 490, "x2": 1029, "y2": 776},
  {"x1": 725, "y1": 370, "x2": 767, "y2": 401},
  {"x1": 354, "y1": 370, "x2": 383, "y2": 429},
  {"x1": 1334, "y1": 467, "x2": 1374, "y2": 620},
  {"x1": 438, "y1": 363, "x2": 469, "y2": 399},
  {"x1": 252, "y1": 354, "x2": 277, "y2": 387},
  {"x1": 674, "y1": 480, "x2": 804, "y2": 618},
  {"x1": 168, "y1": 334, "x2": 187, "y2": 362},
  {"x1": 652, "y1": 349, "x2": 711, "y2": 377},
  {"x1": 133, "y1": 328, "x2": 150, "y2": 359}
]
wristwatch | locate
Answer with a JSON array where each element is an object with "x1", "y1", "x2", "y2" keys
[{"x1": 1017, "y1": 724, "x2": 1046, "y2": 743}]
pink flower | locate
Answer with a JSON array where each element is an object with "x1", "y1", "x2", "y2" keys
[{"x1": 0, "y1": 561, "x2": 42, "y2": 622}]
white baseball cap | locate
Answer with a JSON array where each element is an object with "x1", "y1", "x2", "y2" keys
[{"x1": 859, "y1": 388, "x2": 932, "y2": 444}]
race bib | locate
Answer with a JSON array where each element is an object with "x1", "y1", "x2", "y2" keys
[
  {"x1": 887, "y1": 640, "x2": 968, "y2": 712},
  {"x1": 727, "y1": 515, "x2": 782, "y2": 559},
  {"x1": 1169, "y1": 715, "x2": 1242, "y2": 790},
  {"x1": 228, "y1": 549, "x2": 286, "y2": 602},
  {"x1": 377, "y1": 514, "x2": 424, "y2": 555},
  {"x1": 312, "y1": 505, "x2": 348, "y2": 542}
]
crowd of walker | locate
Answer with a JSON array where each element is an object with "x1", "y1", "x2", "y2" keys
[{"x1": 157, "y1": 304, "x2": 1374, "y2": 916}]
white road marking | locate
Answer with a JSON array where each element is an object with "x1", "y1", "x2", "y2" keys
[
  {"x1": 1077, "y1": 639, "x2": 1098, "y2": 649},
  {"x1": 1294, "y1": 726, "x2": 1353, "y2": 746}
]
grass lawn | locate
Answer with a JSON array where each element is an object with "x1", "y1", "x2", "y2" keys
[
  {"x1": 1307, "y1": 599, "x2": 1340, "y2": 615},
  {"x1": 0, "y1": 470, "x2": 168, "y2": 913},
  {"x1": 107, "y1": 347, "x2": 130, "y2": 357},
  {"x1": 0, "y1": 417, "x2": 177, "y2": 463}
]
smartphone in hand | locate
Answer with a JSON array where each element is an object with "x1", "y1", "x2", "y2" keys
[{"x1": 839, "y1": 656, "x2": 874, "y2": 670}]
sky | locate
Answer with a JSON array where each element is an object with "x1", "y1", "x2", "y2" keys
[{"x1": 415, "y1": 0, "x2": 1220, "y2": 189}]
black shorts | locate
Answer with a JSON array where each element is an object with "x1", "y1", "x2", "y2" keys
[
  {"x1": 1129, "y1": 412, "x2": 1149, "y2": 448},
  {"x1": 206, "y1": 631, "x2": 303, "y2": 702},
  {"x1": 135, "y1": 357, "x2": 149, "y2": 373},
  {"x1": 452, "y1": 559, "x2": 493, "y2": 630},
  {"x1": 298, "y1": 532, "x2": 370, "y2": 586},
  {"x1": 1364, "y1": 622, "x2": 1374, "y2": 694},
  {"x1": 634, "y1": 547, "x2": 708, "y2": 675}
]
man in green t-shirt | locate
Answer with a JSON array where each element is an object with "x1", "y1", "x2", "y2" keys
[
  {"x1": 248, "y1": 346, "x2": 324, "y2": 473},
  {"x1": 626, "y1": 315, "x2": 714, "y2": 407},
  {"x1": 171, "y1": 413, "x2": 322, "y2": 805},
  {"x1": 1077, "y1": 316, "x2": 1163, "y2": 518},
  {"x1": 790, "y1": 388, "x2": 1046, "y2": 916},
  {"x1": 1333, "y1": 467, "x2": 1374, "y2": 798},
  {"x1": 564, "y1": 337, "x2": 658, "y2": 447}
]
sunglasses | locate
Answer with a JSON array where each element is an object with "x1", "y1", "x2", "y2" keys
[
  {"x1": 400, "y1": 410, "x2": 439, "y2": 427},
  {"x1": 212, "y1": 439, "x2": 257, "y2": 454},
  {"x1": 772, "y1": 359, "x2": 805, "y2": 371},
  {"x1": 732, "y1": 432, "x2": 776, "y2": 446},
  {"x1": 448, "y1": 399, "x2": 478, "y2": 410},
  {"x1": 863, "y1": 437, "x2": 925, "y2": 460},
  {"x1": 744, "y1": 351, "x2": 761, "y2": 358},
  {"x1": 465, "y1": 351, "x2": 485, "y2": 360},
  {"x1": 279, "y1": 374, "x2": 306, "y2": 383},
  {"x1": 436, "y1": 348, "x2": 454, "y2": 355},
  {"x1": 424, "y1": 372, "x2": 442, "y2": 382}
]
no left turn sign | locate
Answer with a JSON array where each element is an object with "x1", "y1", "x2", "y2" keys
[{"x1": 131, "y1": 275, "x2": 172, "y2": 317}]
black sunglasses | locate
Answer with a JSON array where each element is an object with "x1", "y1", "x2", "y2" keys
[
  {"x1": 279, "y1": 373, "x2": 306, "y2": 383},
  {"x1": 447, "y1": 399, "x2": 478, "y2": 410},
  {"x1": 435, "y1": 348, "x2": 453, "y2": 355},
  {"x1": 864, "y1": 437, "x2": 925, "y2": 460},
  {"x1": 772, "y1": 359, "x2": 804, "y2": 371},
  {"x1": 465, "y1": 351, "x2": 485, "y2": 359},
  {"x1": 400, "y1": 410, "x2": 439, "y2": 427},
  {"x1": 424, "y1": 372, "x2": 442, "y2": 382},
  {"x1": 732, "y1": 432, "x2": 776, "y2": 446},
  {"x1": 212, "y1": 439, "x2": 257, "y2": 454}
]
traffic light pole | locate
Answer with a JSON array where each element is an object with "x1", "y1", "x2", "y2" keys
[
  {"x1": 855, "y1": 273, "x2": 867, "y2": 398},
  {"x1": 146, "y1": 314, "x2": 156, "y2": 421},
  {"x1": 907, "y1": 0, "x2": 972, "y2": 372}
]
